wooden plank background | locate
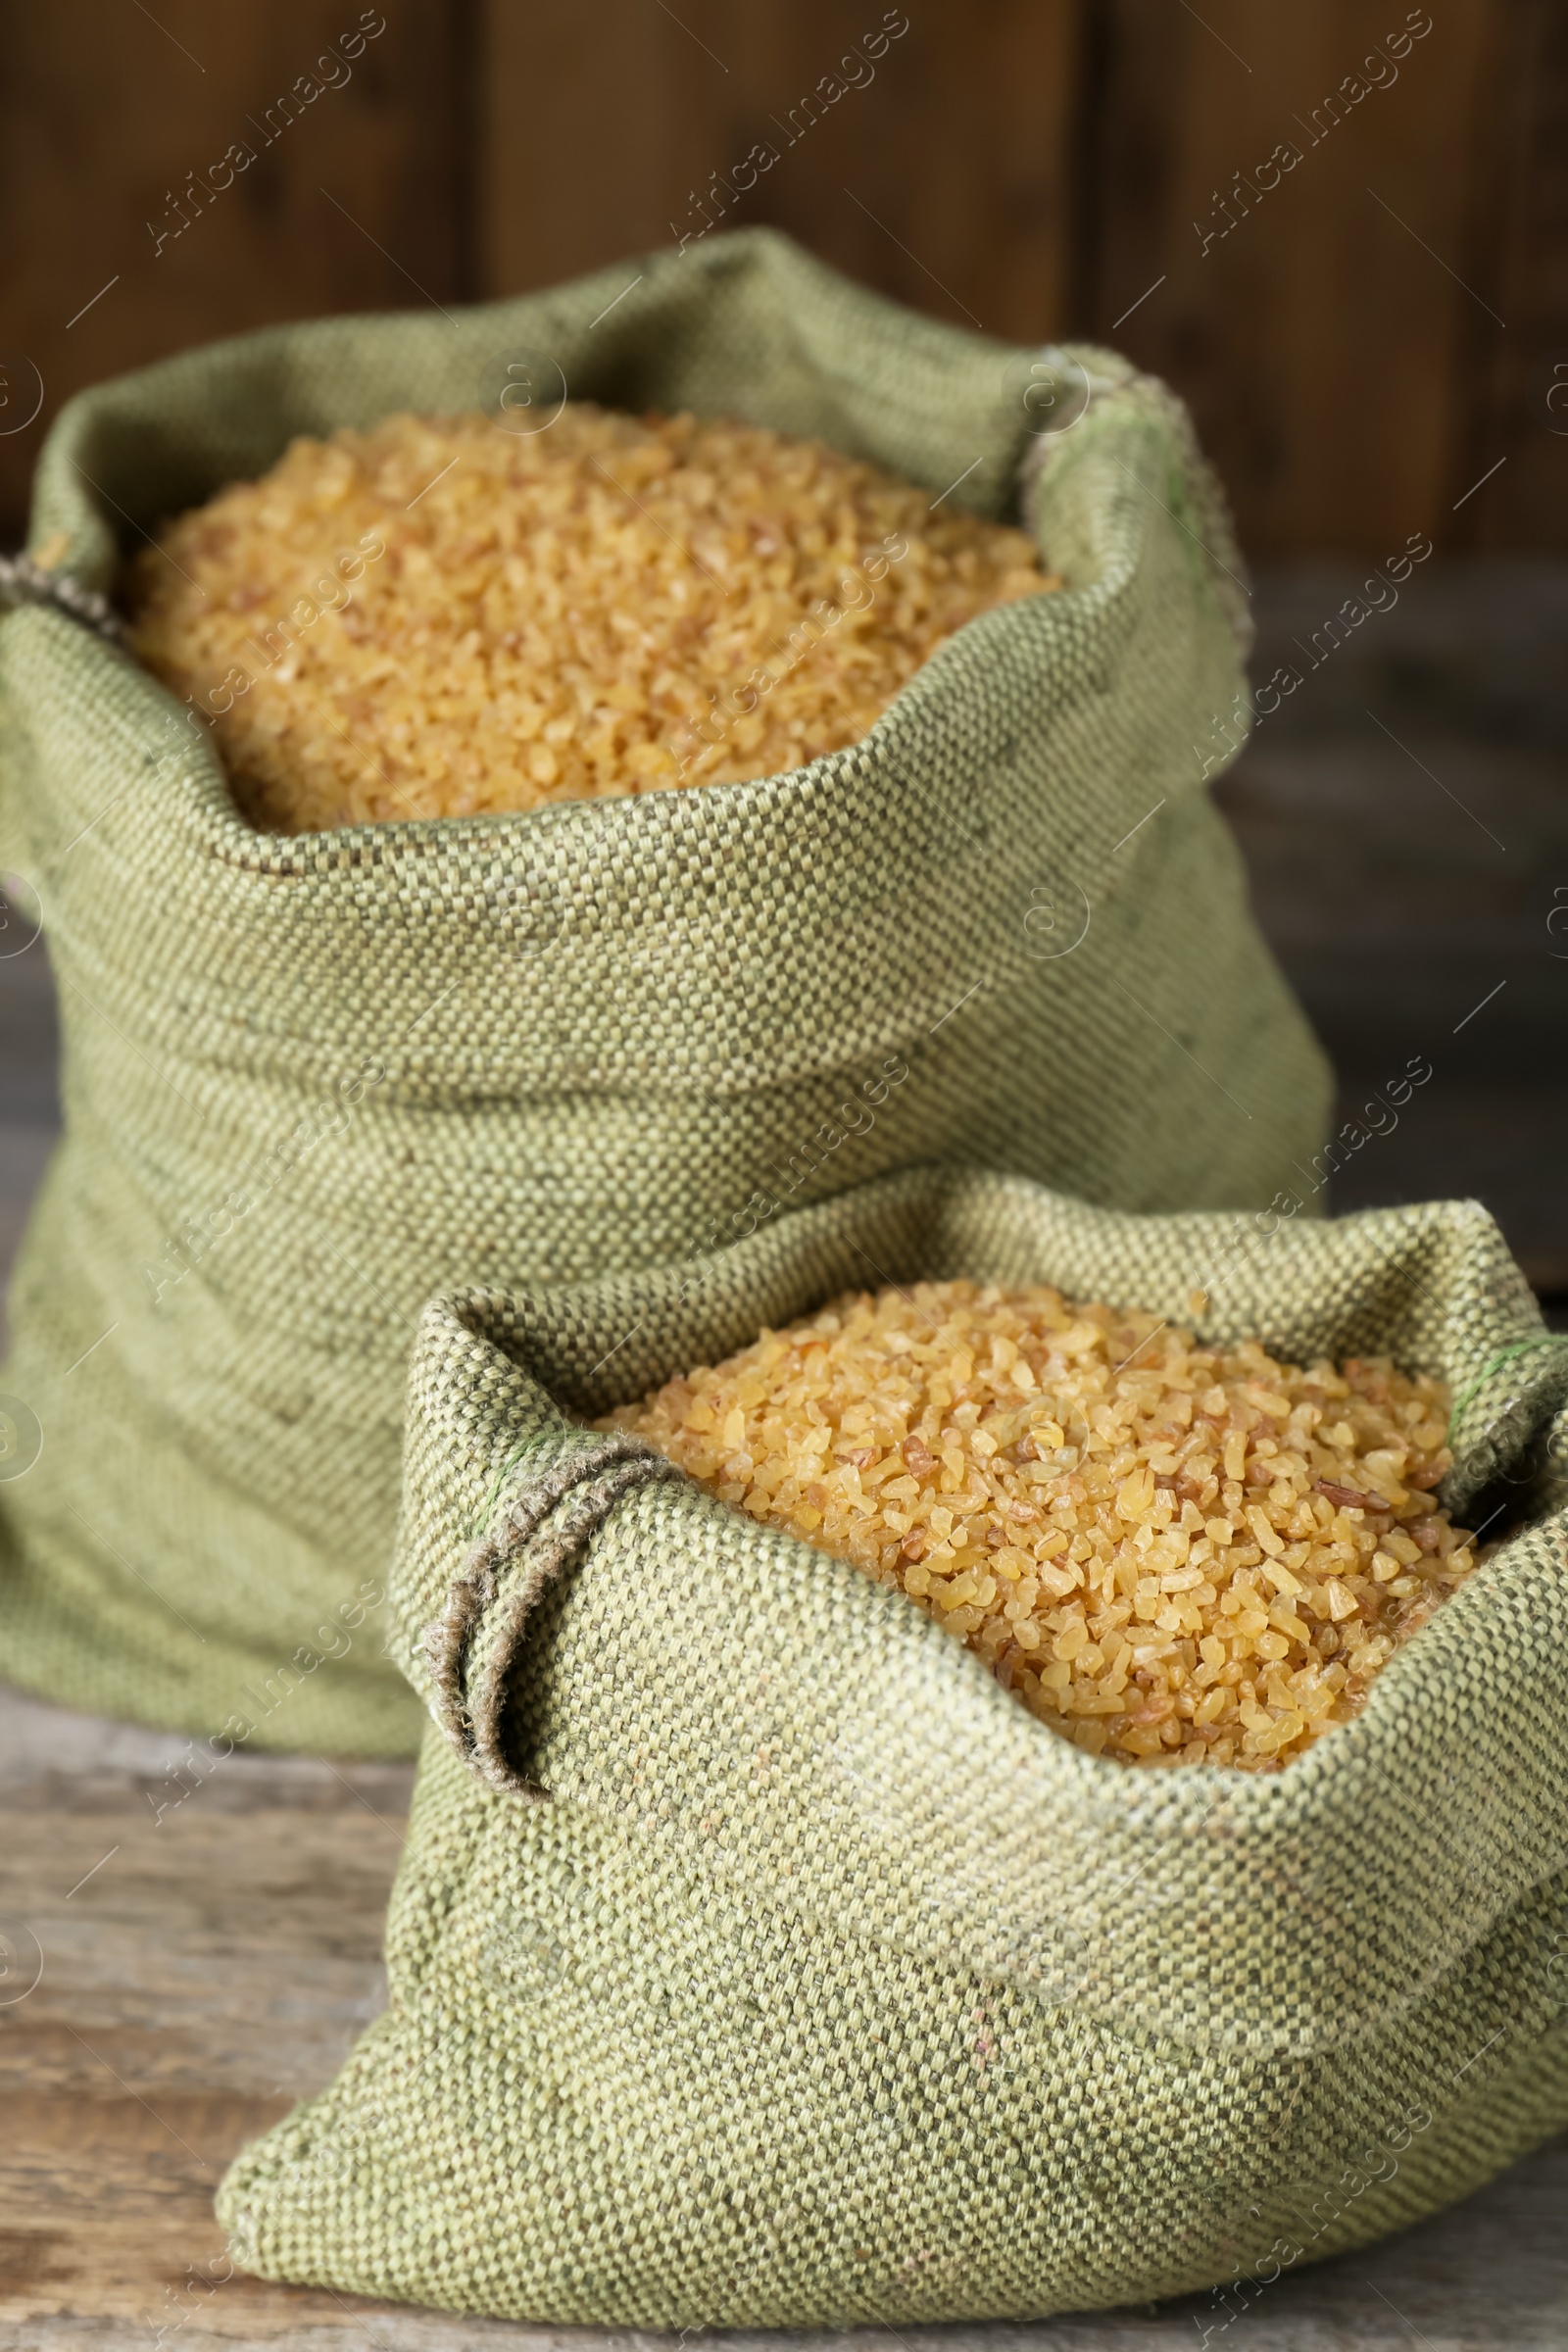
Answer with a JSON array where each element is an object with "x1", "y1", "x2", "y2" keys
[{"x1": 0, "y1": 0, "x2": 1562, "y2": 557}]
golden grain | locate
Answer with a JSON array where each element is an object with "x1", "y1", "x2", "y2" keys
[
  {"x1": 125, "y1": 405, "x2": 1057, "y2": 832},
  {"x1": 601, "y1": 1280, "x2": 1481, "y2": 1770}
]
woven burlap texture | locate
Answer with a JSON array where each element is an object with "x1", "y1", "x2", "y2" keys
[
  {"x1": 218, "y1": 1164, "x2": 1568, "y2": 2328},
  {"x1": 0, "y1": 227, "x2": 1329, "y2": 1754}
]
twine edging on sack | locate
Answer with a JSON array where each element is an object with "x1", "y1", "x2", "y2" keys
[
  {"x1": 0, "y1": 554, "x2": 125, "y2": 645},
  {"x1": 421, "y1": 1431, "x2": 681, "y2": 1796}
]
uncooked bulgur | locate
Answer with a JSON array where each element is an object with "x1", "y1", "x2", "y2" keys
[
  {"x1": 601, "y1": 1281, "x2": 1482, "y2": 1769},
  {"x1": 125, "y1": 405, "x2": 1057, "y2": 833}
]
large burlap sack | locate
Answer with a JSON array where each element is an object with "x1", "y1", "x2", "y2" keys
[
  {"x1": 218, "y1": 1164, "x2": 1568, "y2": 2328},
  {"x1": 0, "y1": 228, "x2": 1329, "y2": 1755}
]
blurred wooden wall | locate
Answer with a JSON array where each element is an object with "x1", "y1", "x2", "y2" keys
[{"x1": 0, "y1": 0, "x2": 1561, "y2": 557}]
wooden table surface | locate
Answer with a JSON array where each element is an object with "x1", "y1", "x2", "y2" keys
[{"x1": 3, "y1": 561, "x2": 1567, "y2": 2347}]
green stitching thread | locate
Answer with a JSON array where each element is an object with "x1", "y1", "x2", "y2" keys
[
  {"x1": 1448, "y1": 1335, "x2": 1568, "y2": 1441},
  {"x1": 468, "y1": 1436, "x2": 566, "y2": 1542}
]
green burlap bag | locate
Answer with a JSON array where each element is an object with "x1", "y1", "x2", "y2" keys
[
  {"x1": 0, "y1": 228, "x2": 1329, "y2": 1755},
  {"x1": 218, "y1": 1163, "x2": 1568, "y2": 2327}
]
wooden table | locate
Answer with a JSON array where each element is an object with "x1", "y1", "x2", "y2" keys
[{"x1": 2, "y1": 1678, "x2": 1566, "y2": 2352}]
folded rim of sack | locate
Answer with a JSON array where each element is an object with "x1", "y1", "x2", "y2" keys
[{"x1": 12, "y1": 230, "x2": 1254, "y2": 1089}]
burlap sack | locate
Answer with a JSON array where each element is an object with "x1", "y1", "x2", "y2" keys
[
  {"x1": 218, "y1": 1164, "x2": 1568, "y2": 2328},
  {"x1": 0, "y1": 227, "x2": 1328, "y2": 1754}
]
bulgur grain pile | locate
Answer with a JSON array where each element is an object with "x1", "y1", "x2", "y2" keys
[
  {"x1": 601, "y1": 1282, "x2": 1483, "y2": 1770},
  {"x1": 124, "y1": 406, "x2": 1057, "y2": 833}
]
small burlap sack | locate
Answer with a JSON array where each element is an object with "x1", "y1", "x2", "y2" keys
[
  {"x1": 0, "y1": 228, "x2": 1328, "y2": 1754},
  {"x1": 218, "y1": 1163, "x2": 1568, "y2": 2327}
]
